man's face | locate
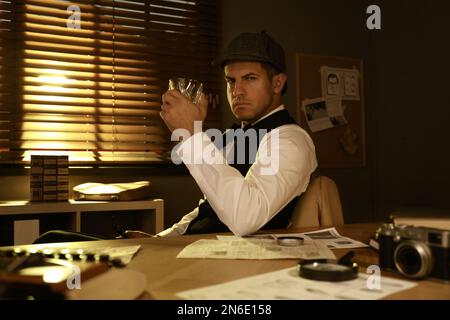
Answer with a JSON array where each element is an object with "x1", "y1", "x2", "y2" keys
[{"x1": 224, "y1": 61, "x2": 278, "y2": 123}]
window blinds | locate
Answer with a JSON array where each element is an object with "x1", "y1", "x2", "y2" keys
[{"x1": 0, "y1": 0, "x2": 221, "y2": 164}]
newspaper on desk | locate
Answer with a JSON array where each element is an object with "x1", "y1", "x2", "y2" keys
[
  {"x1": 176, "y1": 266, "x2": 417, "y2": 300},
  {"x1": 177, "y1": 227, "x2": 368, "y2": 260},
  {"x1": 288, "y1": 227, "x2": 369, "y2": 249},
  {"x1": 217, "y1": 227, "x2": 369, "y2": 249},
  {"x1": 176, "y1": 238, "x2": 336, "y2": 260}
]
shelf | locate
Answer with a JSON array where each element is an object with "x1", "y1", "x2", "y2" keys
[{"x1": 0, "y1": 199, "x2": 164, "y2": 245}]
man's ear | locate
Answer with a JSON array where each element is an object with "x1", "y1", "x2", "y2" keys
[{"x1": 272, "y1": 73, "x2": 287, "y2": 94}]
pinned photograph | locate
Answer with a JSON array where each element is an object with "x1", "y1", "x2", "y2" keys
[{"x1": 302, "y1": 97, "x2": 348, "y2": 132}]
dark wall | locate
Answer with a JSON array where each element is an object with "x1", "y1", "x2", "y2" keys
[
  {"x1": 220, "y1": 0, "x2": 450, "y2": 222},
  {"x1": 371, "y1": 0, "x2": 450, "y2": 218}
]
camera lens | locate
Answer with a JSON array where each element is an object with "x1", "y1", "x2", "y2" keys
[{"x1": 394, "y1": 240, "x2": 433, "y2": 279}]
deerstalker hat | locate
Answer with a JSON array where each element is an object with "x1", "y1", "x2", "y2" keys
[{"x1": 220, "y1": 31, "x2": 286, "y2": 73}]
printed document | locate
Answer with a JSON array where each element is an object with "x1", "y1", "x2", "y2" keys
[
  {"x1": 176, "y1": 238, "x2": 335, "y2": 260},
  {"x1": 296, "y1": 227, "x2": 369, "y2": 249},
  {"x1": 217, "y1": 227, "x2": 368, "y2": 249},
  {"x1": 177, "y1": 266, "x2": 417, "y2": 300}
]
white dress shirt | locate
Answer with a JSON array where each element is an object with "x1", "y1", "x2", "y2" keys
[{"x1": 157, "y1": 106, "x2": 317, "y2": 237}]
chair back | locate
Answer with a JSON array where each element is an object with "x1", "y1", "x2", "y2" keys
[{"x1": 288, "y1": 175, "x2": 344, "y2": 229}]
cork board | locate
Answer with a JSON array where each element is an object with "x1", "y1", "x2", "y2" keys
[{"x1": 296, "y1": 53, "x2": 366, "y2": 168}]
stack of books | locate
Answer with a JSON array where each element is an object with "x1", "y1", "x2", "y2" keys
[{"x1": 30, "y1": 155, "x2": 69, "y2": 201}]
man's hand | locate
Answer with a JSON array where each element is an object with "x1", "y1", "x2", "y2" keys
[{"x1": 160, "y1": 90, "x2": 208, "y2": 134}]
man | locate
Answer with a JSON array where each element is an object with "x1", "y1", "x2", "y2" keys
[{"x1": 130, "y1": 31, "x2": 317, "y2": 238}]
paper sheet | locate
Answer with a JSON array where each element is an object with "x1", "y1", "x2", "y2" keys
[
  {"x1": 176, "y1": 266, "x2": 417, "y2": 300},
  {"x1": 176, "y1": 238, "x2": 336, "y2": 260},
  {"x1": 297, "y1": 227, "x2": 369, "y2": 249},
  {"x1": 320, "y1": 66, "x2": 360, "y2": 100},
  {"x1": 302, "y1": 97, "x2": 348, "y2": 132},
  {"x1": 217, "y1": 227, "x2": 368, "y2": 249}
]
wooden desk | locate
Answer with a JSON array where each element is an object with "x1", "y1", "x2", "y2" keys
[{"x1": 1, "y1": 223, "x2": 449, "y2": 300}]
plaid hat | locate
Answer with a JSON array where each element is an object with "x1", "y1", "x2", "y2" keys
[{"x1": 220, "y1": 31, "x2": 286, "y2": 73}]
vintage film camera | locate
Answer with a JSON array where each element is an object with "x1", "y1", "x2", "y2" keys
[{"x1": 376, "y1": 223, "x2": 450, "y2": 281}]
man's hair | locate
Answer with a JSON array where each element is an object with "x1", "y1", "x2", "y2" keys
[
  {"x1": 260, "y1": 62, "x2": 287, "y2": 95},
  {"x1": 261, "y1": 62, "x2": 279, "y2": 79}
]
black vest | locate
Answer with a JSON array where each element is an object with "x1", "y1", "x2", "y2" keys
[{"x1": 185, "y1": 108, "x2": 300, "y2": 234}]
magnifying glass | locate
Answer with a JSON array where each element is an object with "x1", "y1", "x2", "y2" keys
[
  {"x1": 276, "y1": 236, "x2": 304, "y2": 247},
  {"x1": 298, "y1": 251, "x2": 359, "y2": 281}
]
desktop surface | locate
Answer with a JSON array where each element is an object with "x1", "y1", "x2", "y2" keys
[{"x1": 1, "y1": 223, "x2": 449, "y2": 300}]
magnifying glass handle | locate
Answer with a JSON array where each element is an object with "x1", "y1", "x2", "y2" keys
[{"x1": 337, "y1": 250, "x2": 355, "y2": 266}]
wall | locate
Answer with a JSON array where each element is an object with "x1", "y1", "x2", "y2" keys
[{"x1": 371, "y1": 0, "x2": 450, "y2": 218}]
